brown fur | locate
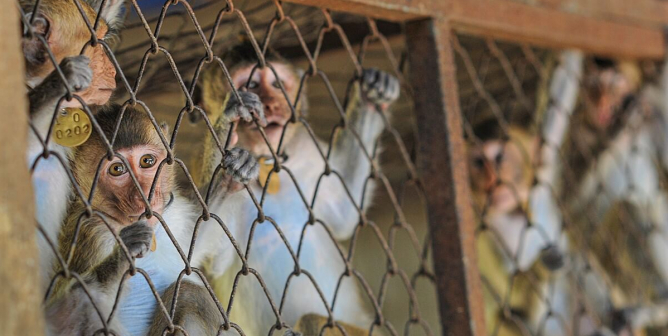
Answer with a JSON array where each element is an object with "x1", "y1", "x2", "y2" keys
[
  {"x1": 468, "y1": 123, "x2": 539, "y2": 215},
  {"x1": 294, "y1": 314, "x2": 372, "y2": 336},
  {"x1": 50, "y1": 105, "x2": 172, "y2": 298},
  {"x1": 21, "y1": 0, "x2": 103, "y2": 79},
  {"x1": 71, "y1": 105, "x2": 174, "y2": 218},
  {"x1": 194, "y1": 42, "x2": 305, "y2": 184},
  {"x1": 21, "y1": 0, "x2": 119, "y2": 105},
  {"x1": 148, "y1": 280, "x2": 224, "y2": 336},
  {"x1": 195, "y1": 43, "x2": 396, "y2": 333},
  {"x1": 468, "y1": 124, "x2": 545, "y2": 336}
]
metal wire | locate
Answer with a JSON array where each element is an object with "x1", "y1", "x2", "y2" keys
[
  {"x1": 21, "y1": 0, "x2": 436, "y2": 335},
  {"x1": 456, "y1": 34, "x2": 668, "y2": 335}
]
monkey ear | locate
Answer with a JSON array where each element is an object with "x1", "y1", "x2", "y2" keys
[
  {"x1": 22, "y1": 12, "x2": 51, "y2": 66},
  {"x1": 88, "y1": 0, "x2": 126, "y2": 31},
  {"x1": 159, "y1": 122, "x2": 170, "y2": 137}
]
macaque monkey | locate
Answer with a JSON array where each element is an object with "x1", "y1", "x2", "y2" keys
[
  {"x1": 468, "y1": 120, "x2": 554, "y2": 271},
  {"x1": 566, "y1": 59, "x2": 668, "y2": 332},
  {"x1": 20, "y1": 0, "x2": 124, "y2": 289},
  {"x1": 45, "y1": 104, "x2": 259, "y2": 336},
  {"x1": 468, "y1": 120, "x2": 575, "y2": 336},
  {"x1": 564, "y1": 58, "x2": 641, "y2": 183},
  {"x1": 195, "y1": 42, "x2": 400, "y2": 334}
]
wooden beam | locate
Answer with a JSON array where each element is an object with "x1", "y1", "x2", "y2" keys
[
  {"x1": 0, "y1": 0, "x2": 44, "y2": 335},
  {"x1": 284, "y1": 0, "x2": 667, "y2": 60},
  {"x1": 282, "y1": 0, "x2": 429, "y2": 21},
  {"x1": 447, "y1": 0, "x2": 667, "y2": 60},
  {"x1": 508, "y1": 0, "x2": 668, "y2": 29},
  {"x1": 406, "y1": 18, "x2": 486, "y2": 336}
]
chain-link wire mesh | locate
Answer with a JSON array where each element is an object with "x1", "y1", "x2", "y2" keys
[
  {"x1": 20, "y1": 0, "x2": 439, "y2": 335},
  {"x1": 456, "y1": 33, "x2": 668, "y2": 335}
]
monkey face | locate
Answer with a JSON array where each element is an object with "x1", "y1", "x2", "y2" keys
[
  {"x1": 469, "y1": 137, "x2": 534, "y2": 215},
  {"x1": 77, "y1": 26, "x2": 117, "y2": 105},
  {"x1": 585, "y1": 68, "x2": 634, "y2": 130},
  {"x1": 24, "y1": 11, "x2": 116, "y2": 107},
  {"x1": 97, "y1": 145, "x2": 169, "y2": 228},
  {"x1": 231, "y1": 62, "x2": 299, "y2": 156}
]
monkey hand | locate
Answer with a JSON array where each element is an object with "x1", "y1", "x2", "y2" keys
[
  {"x1": 539, "y1": 244, "x2": 565, "y2": 271},
  {"x1": 361, "y1": 68, "x2": 400, "y2": 107},
  {"x1": 224, "y1": 91, "x2": 266, "y2": 125},
  {"x1": 222, "y1": 148, "x2": 259, "y2": 192},
  {"x1": 223, "y1": 147, "x2": 260, "y2": 184},
  {"x1": 119, "y1": 220, "x2": 154, "y2": 259},
  {"x1": 52, "y1": 55, "x2": 93, "y2": 94}
]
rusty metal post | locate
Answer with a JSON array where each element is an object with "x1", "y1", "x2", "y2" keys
[
  {"x1": 0, "y1": 0, "x2": 44, "y2": 334},
  {"x1": 406, "y1": 18, "x2": 486, "y2": 336}
]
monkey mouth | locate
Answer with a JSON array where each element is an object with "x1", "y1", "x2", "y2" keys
[
  {"x1": 250, "y1": 121, "x2": 284, "y2": 133},
  {"x1": 263, "y1": 121, "x2": 284, "y2": 132}
]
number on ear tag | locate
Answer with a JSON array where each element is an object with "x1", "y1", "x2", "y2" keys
[{"x1": 52, "y1": 107, "x2": 92, "y2": 147}]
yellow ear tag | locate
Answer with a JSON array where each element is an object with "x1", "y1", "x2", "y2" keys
[
  {"x1": 258, "y1": 157, "x2": 281, "y2": 194},
  {"x1": 52, "y1": 107, "x2": 92, "y2": 147},
  {"x1": 150, "y1": 233, "x2": 157, "y2": 252}
]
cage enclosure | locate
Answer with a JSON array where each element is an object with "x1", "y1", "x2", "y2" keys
[{"x1": 3, "y1": 0, "x2": 668, "y2": 336}]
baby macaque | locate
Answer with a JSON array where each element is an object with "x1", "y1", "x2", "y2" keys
[
  {"x1": 468, "y1": 120, "x2": 549, "y2": 270},
  {"x1": 45, "y1": 104, "x2": 259, "y2": 336},
  {"x1": 468, "y1": 120, "x2": 573, "y2": 336},
  {"x1": 566, "y1": 59, "x2": 668, "y2": 333},
  {"x1": 195, "y1": 41, "x2": 400, "y2": 334}
]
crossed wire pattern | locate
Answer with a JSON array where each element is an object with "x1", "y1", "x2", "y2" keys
[
  {"x1": 21, "y1": 0, "x2": 438, "y2": 335},
  {"x1": 456, "y1": 34, "x2": 668, "y2": 335}
]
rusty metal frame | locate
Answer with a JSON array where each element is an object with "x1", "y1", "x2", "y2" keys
[{"x1": 283, "y1": 0, "x2": 668, "y2": 335}]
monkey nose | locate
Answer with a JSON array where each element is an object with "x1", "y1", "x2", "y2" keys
[
  {"x1": 485, "y1": 177, "x2": 498, "y2": 192},
  {"x1": 146, "y1": 215, "x2": 160, "y2": 228}
]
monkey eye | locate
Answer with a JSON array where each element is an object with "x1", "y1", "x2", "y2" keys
[
  {"x1": 247, "y1": 81, "x2": 259, "y2": 89},
  {"x1": 140, "y1": 154, "x2": 157, "y2": 168},
  {"x1": 495, "y1": 152, "x2": 504, "y2": 165},
  {"x1": 473, "y1": 157, "x2": 485, "y2": 168},
  {"x1": 272, "y1": 80, "x2": 283, "y2": 89},
  {"x1": 108, "y1": 162, "x2": 127, "y2": 176}
]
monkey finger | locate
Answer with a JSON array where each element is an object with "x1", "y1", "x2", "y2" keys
[
  {"x1": 235, "y1": 156, "x2": 259, "y2": 183},
  {"x1": 61, "y1": 56, "x2": 93, "y2": 92},
  {"x1": 240, "y1": 107, "x2": 254, "y2": 123},
  {"x1": 229, "y1": 131, "x2": 239, "y2": 148},
  {"x1": 119, "y1": 221, "x2": 154, "y2": 258},
  {"x1": 235, "y1": 92, "x2": 263, "y2": 123},
  {"x1": 362, "y1": 68, "x2": 378, "y2": 87},
  {"x1": 223, "y1": 148, "x2": 249, "y2": 172},
  {"x1": 248, "y1": 101, "x2": 266, "y2": 126},
  {"x1": 388, "y1": 75, "x2": 400, "y2": 101}
]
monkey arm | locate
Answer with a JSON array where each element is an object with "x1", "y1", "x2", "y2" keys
[
  {"x1": 536, "y1": 50, "x2": 583, "y2": 185},
  {"x1": 199, "y1": 98, "x2": 234, "y2": 191},
  {"x1": 319, "y1": 69, "x2": 398, "y2": 240},
  {"x1": 45, "y1": 243, "x2": 128, "y2": 336},
  {"x1": 329, "y1": 81, "x2": 385, "y2": 201},
  {"x1": 200, "y1": 91, "x2": 262, "y2": 198},
  {"x1": 46, "y1": 219, "x2": 152, "y2": 335},
  {"x1": 148, "y1": 279, "x2": 224, "y2": 336}
]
